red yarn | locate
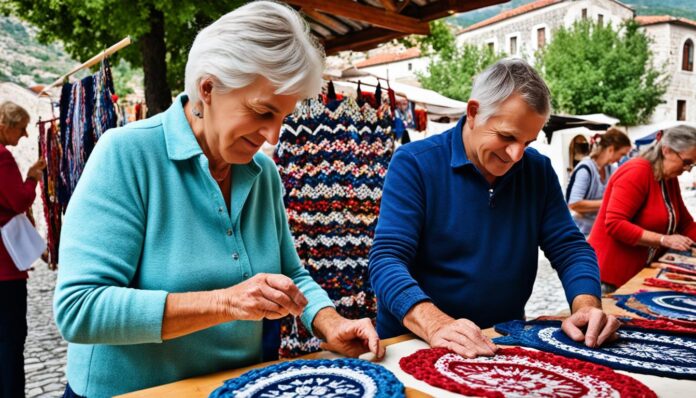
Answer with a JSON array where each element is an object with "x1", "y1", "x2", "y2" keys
[
  {"x1": 400, "y1": 347, "x2": 656, "y2": 398},
  {"x1": 624, "y1": 317, "x2": 696, "y2": 335},
  {"x1": 643, "y1": 277, "x2": 696, "y2": 294}
]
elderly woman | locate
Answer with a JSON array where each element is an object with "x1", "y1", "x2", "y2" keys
[
  {"x1": 55, "y1": 3, "x2": 383, "y2": 397},
  {"x1": 0, "y1": 101, "x2": 45, "y2": 397},
  {"x1": 566, "y1": 128, "x2": 632, "y2": 236},
  {"x1": 590, "y1": 125, "x2": 696, "y2": 292}
]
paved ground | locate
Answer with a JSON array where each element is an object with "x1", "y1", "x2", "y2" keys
[{"x1": 22, "y1": 187, "x2": 696, "y2": 397}]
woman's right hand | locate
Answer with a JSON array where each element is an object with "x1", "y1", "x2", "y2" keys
[
  {"x1": 661, "y1": 234, "x2": 694, "y2": 251},
  {"x1": 219, "y1": 273, "x2": 308, "y2": 321},
  {"x1": 27, "y1": 159, "x2": 47, "y2": 181}
]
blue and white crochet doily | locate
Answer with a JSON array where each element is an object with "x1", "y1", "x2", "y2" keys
[
  {"x1": 494, "y1": 320, "x2": 696, "y2": 379},
  {"x1": 209, "y1": 358, "x2": 404, "y2": 398},
  {"x1": 615, "y1": 291, "x2": 696, "y2": 321}
]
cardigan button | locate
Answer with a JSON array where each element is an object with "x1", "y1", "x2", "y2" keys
[
  {"x1": 226, "y1": 228, "x2": 233, "y2": 236},
  {"x1": 232, "y1": 253, "x2": 240, "y2": 261}
]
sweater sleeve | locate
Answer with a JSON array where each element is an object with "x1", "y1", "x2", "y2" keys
[
  {"x1": 603, "y1": 164, "x2": 650, "y2": 245},
  {"x1": 0, "y1": 149, "x2": 38, "y2": 214},
  {"x1": 539, "y1": 157, "x2": 601, "y2": 303},
  {"x1": 369, "y1": 148, "x2": 431, "y2": 323},
  {"x1": 54, "y1": 132, "x2": 168, "y2": 345},
  {"x1": 673, "y1": 180, "x2": 696, "y2": 240},
  {"x1": 567, "y1": 167, "x2": 591, "y2": 205},
  {"x1": 270, "y1": 165, "x2": 333, "y2": 335}
]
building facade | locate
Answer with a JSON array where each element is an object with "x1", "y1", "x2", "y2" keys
[{"x1": 355, "y1": 0, "x2": 695, "y2": 123}]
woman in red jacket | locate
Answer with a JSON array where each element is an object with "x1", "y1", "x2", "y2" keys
[
  {"x1": 0, "y1": 101, "x2": 45, "y2": 397},
  {"x1": 589, "y1": 125, "x2": 696, "y2": 292}
]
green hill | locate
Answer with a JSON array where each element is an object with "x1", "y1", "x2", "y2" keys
[{"x1": 449, "y1": 0, "x2": 696, "y2": 28}]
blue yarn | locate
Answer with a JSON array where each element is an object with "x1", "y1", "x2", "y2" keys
[
  {"x1": 615, "y1": 291, "x2": 696, "y2": 321},
  {"x1": 209, "y1": 358, "x2": 404, "y2": 398},
  {"x1": 494, "y1": 320, "x2": 696, "y2": 379}
]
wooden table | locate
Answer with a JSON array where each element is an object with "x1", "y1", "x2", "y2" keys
[{"x1": 119, "y1": 267, "x2": 690, "y2": 397}]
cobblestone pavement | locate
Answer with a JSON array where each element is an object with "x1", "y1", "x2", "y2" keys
[{"x1": 23, "y1": 188, "x2": 696, "y2": 396}]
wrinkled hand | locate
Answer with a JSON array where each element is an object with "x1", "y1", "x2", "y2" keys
[
  {"x1": 320, "y1": 316, "x2": 385, "y2": 360},
  {"x1": 562, "y1": 307, "x2": 621, "y2": 348},
  {"x1": 27, "y1": 159, "x2": 46, "y2": 181},
  {"x1": 428, "y1": 318, "x2": 497, "y2": 358},
  {"x1": 219, "y1": 273, "x2": 307, "y2": 321},
  {"x1": 661, "y1": 234, "x2": 694, "y2": 251}
]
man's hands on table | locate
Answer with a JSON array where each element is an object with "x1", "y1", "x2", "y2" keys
[
  {"x1": 562, "y1": 294, "x2": 621, "y2": 348},
  {"x1": 403, "y1": 302, "x2": 497, "y2": 358}
]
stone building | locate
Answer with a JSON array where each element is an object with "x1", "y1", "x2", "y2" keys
[
  {"x1": 636, "y1": 16, "x2": 696, "y2": 122},
  {"x1": 356, "y1": 0, "x2": 695, "y2": 123}
]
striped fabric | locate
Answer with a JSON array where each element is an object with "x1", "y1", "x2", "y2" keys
[{"x1": 274, "y1": 97, "x2": 394, "y2": 357}]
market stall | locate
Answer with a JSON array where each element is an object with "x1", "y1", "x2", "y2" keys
[{"x1": 117, "y1": 261, "x2": 696, "y2": 397}]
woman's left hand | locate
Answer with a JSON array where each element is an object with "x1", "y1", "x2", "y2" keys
[{"x1": 313, "y1": 308, "x2": 385, "y2": 360}]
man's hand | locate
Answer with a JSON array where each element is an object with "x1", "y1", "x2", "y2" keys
[
  {"x1": 563, "y1": 295, "x2": 621, "y2": 348},
  {"x1": 428, "y1": 318, "x2": 497, "y2": 358},
  {"x1": 313, "y1": 308, "x2": 385, "y2": 360},
  {"x1": 403, "y1": 302, "x2": 497, "y2": 358}
]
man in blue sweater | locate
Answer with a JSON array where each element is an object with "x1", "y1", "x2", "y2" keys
[{"x1": 369, "y1": 59, "x2": 620, "y2": 358}]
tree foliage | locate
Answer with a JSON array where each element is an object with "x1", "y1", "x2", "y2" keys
[
  {"x1": 415, "y1": 21, "x2": 503, "y2": 102},
  {"x1": 537, "y1": 19, "x2": 668, "y2": 125},
  {"x1": 1, "y1": 0, "x2": 246, "y2": 113}
]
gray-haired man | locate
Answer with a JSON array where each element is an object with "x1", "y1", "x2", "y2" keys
[{"x1": 369, "y1": 58, "x2": 620, "y2": 358}]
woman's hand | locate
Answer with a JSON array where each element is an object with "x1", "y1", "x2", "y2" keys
[
  {"x1": 27, "y1": 159, "x2": 46, "y2": 181},
  {"x1": 660, "y1": 234, "x2": 694, "y2": 251},
  {"x1": 313, "y1": 308, "x2": 385, "y2": 360},
  {"x1": 219, "y1": 273, "x2": 308, "y2": 321}
]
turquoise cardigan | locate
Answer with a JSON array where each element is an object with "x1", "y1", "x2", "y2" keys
[{"x1": 54, "y1": 95, "x2": 334, "y2": 398}]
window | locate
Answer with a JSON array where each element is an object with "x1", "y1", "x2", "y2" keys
[
  {"x1": 509, "y1": 36, "x2": 518, "y2": 55},
  {"x1": 677, "y1": 100, "x2": 687, "y2": 121},
  {"x1": 598, "y1": 14, "x2": 604, "y2": 26},
  {"x1": 581, "y1": 8, "x2": 587, "y2": 19},
  {"x1": 408, "y1": 62, "x2": 412, "y2": 71},
  {"x1": 537, "y1": 27, "x2": 546, "y2": 48},
  {"x1": 683, "y1": 39, "x2": 694, "y2": 71},
  {"x1": 487, "y1": 42, "x2": 495, "y2": 52}
]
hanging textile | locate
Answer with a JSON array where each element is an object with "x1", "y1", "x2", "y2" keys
[
  {"x1": 494, "y1": 320, "x2": 696, "y2": 380},
  {"x1": 58, "y1": 58, "x2": 117, "y2": 206},
  {"x1": 400, "y1": 347, "x2": 656, "y2": 397},
  {"x1": 210, "y1": 358, "x2": 404, "y2": 398},
  {"x1": 615, "y1": 291, "x2": 696, "y2": 322},
  {"x1": 38, "y1": 119, "x2": 63, "y2": 270},
  {"x1": 274, "y1": 97, "x2": 394, "y2": 358}
]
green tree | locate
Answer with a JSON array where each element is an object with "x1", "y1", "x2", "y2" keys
[
  {"x1": 418, "y1": 44, "x2": 503, "y2": 102},
  {"x1": 537, "y1": 19, "x2": 667, "y2": 125},
  {"x1": 1, "y1": 0, "x2": 246, "y2": 115}
]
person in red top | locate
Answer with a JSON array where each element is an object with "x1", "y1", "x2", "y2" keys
[
  {"x1": 589, "y1": 125, "x2": 696, "y2": 292},
  {"x1": 0, "y1": 101, "x2": 45, "y2": 398}
]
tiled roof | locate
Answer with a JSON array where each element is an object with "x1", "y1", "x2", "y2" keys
[
  {"x1": 355, "y1": 47, "x2": 421, "y2": 68},
  {"x1": 460, "y1": 0, "x2": 562, "y2": 33},
  {"x1": 635, "y1": 15, "x2": 696, "y2": 29}
]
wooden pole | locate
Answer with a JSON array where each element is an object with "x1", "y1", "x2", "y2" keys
[{"x1": 39, "y1": 36, "x2": 132, "y2": 95}]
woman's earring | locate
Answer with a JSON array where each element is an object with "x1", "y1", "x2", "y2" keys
[{"x1": 192, "y1": 107, "x2": 203, "y2": 119}]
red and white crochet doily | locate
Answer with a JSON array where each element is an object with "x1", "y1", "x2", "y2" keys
[{"x1": 400, "y1": 347, "x2": 656, "y2": 398}]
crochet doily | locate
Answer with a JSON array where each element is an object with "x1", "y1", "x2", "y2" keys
[
  {"x1": 615, "y1": 291, "x2": 696, "y2": 322},
  {"x1": 400, "y1": 347, "x2": 655, "y2": 397},
  {"x1": 494, "y1": 320, "x2": 696, "y2": 379},
  {"x1": 209, "y1": 358, "x2": 404, "y2": 398}
]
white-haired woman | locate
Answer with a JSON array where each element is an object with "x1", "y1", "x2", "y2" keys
[
  {"x1": 590, "y1": 125, "x2": 696, "y2": 292},
  {"x1": 55, "y1": 3, "x2": 383, "y2": 397}
]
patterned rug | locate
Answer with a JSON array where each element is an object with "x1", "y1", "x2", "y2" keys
[
  {"x1": 209, "y1": 358, "x2": 404, "y2": 398},
  {"x1": 400, "y1": 347, "x2": 656, "y2": 397},
  {"x1": 494, "y1": 320, "x2": 696, "y2": 379},
  {"x1": 615, "y1": 291, "x2": 696, "y2": 322}
]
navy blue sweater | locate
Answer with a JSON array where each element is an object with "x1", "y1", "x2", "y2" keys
[{"x1": 369, "y1": 117, "x2": 601, "y2": 338}]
